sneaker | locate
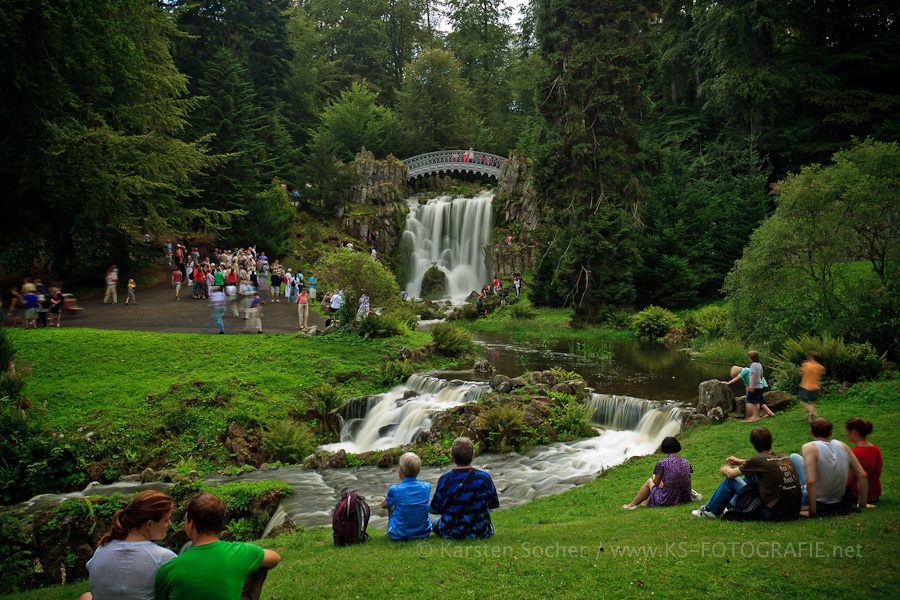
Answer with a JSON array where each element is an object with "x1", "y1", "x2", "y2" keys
[
  {"x1": 691, "y1": 505, "x2": 716, "y2": 518},
  {"x1": 691, "y1": 489, "x2": 703, "y2": 502}
]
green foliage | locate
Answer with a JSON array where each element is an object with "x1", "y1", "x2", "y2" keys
[
  {"x1": 301, "y1": 137, "x2": 355, "y2": 219},
  {"x1": 724, "y1": 139, "x2": 900, "y2": 358},
  {"x1": 567, "y1": 339, "x2": 613, "y2": 360},
  {"x1": 770, "y1": 334, "x2": 887, "y2": 393},
  {"x1": 214, "y1": 480, "x2": 294, "y2": 513},
  {"x1": 604, "y1": 309, "x2": 634, "y2": 331},
  {"x1": 0, "y1": 0, "x2": 232, "y2": 276},
  {"x1": 429, "y1": 323, "x2": 475, "y2": 356},
  {"x1": 478, "y1": 405, "x2": 526, "y2": 452},
  {"x1": 553, "y1": 400, "x2": 595, "y2": 440},
  {"x1": 632, "y1": 305, "x2": 677, "y2": 340},
  {"x1": 357, "y1": 314, "x2": 405, "y2": 339},
  {"x1": 0, "y1": 408, "x2": 79, "y2": 503},
  {"x1": 315, "y1": 250, "x2": 401, "y2": 311},
  {"x1": 262, "y1": 420, "x2": 316, "y2": 464},
  {"x1": 229, "y1": 184, "x2": 295, "y2": 256},
  {"x1": 0, "y1": 512, "x2": 33, "y2": 591},
  {"x1": 309, "y1": 82, "x2": 401, "y2": 161},
  {"x1": 311, "y1": 384, "x2": 343, "y2": 419},
  {"x1": 507, "y1": 302, "x2": 535, "y2": 320},
  {"x1": 379, "y1": 360, "x2": 414, "y2": 387},
  {"x1": 383, "y1": 305, "x2": 419, "y2": 331},
  {"x1": 684, "y1": 306, "x2": 728, "y2": 340},
  {"x1": 226, "y1": 517, "x2": 255, "y2": 541},
  {"x1": 549, "y1": 367, "x2": 581, "y2": 381},
  {"x1": 690, "y1": 337, "x2": 750, "y2": 365}
]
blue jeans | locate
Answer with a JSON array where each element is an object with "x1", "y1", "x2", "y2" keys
[
  {"x1": 790, "y1": 453, "x2": 809, "y2": 506},
  {"x1": 706, "y1": 477, "x2": 746, "y2": 515}
]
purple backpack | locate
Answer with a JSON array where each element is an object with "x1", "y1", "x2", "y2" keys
[{"x1": 332, "y1": 492, "x2": 371, "y2": 546}]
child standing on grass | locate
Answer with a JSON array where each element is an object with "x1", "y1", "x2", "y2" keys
[
  {"x1": 125, "y1": 279, "x2": 137, "y2": 304},
  {"x1": 799, "y1": 351, "x2": 825, "y2": 423}
]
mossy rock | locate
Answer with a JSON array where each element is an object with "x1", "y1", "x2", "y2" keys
[{"x1": 420, "y1": 266, "x2": 447, "y2": 300}]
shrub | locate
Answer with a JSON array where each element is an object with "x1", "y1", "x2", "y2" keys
[
  {"x1": 262, "y1": 420, "x2": 316, "y2": 464},
  {"x1": 478, "y1": 405, "x2": 525, "y2": 452},
  {"x1": 384, "y1": 305, "x2": 419, "y2": 330},
  {"x1": 430, "y1": 322, "x2": 475, "y2": 356},
  {"x1": 379, "y1": 359, "x2": 414, "y2": 387},
  {"x1": 770, "y1": 333, "x2": 887, "y2": 392},
  {"x1": 507, "y1": 302, "x2": 535, "y2": 320},
  {"x1": 0, "y1": 408, "x2": 80, "y2": 503},
  {"x1": 632, "y1": 305, "x2": 677, "y2": 339},
  {"x1": 555, "y1": 400, "x2": 595, "y2": 440},
  {"x1": 420, "y1": 264, "x2": 447, "y2": 299},
  {"x1": 310, "y1": 384, "x2": 343, "y2": 434},
  {"x1": 357, "y1": 314, "x2": 404, "y2": 338},
  {"x1": 684, "y1": 305, "x2": 728, "y2": 339},
  {"x1": 604, "y1": 308, "x2": 634, "y2": 331}
]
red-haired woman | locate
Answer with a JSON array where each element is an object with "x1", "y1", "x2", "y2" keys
[
  {"x1": 845, "y1": 418, "x2": 882, "y2": 506},
  {"x1": 80, "y1": 490, "x2": 176, "y2": 600}
]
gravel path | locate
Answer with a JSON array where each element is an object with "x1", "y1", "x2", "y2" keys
[{"x1": 23, "y1": 281, "x2": 330, "y2": 335}]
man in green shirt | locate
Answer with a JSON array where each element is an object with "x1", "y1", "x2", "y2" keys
[{"x1": 156, "y1": 493, "x2": 281, "y2": 600}]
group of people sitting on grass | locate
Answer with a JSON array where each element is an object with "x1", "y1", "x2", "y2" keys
[
  {"x1": 80, "y1": 437, "x2": 497, "y2": 600},
  {"x1": 81, "y1": 490, "x2": 281, "y2": 600},
  {"x1": 381, "y1": 436, "x2": 500, "y2": 541},
  {"x1": 622, "y1": 416, "x2": 882, "y2": 521}
]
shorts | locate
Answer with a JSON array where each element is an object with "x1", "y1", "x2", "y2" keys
[
  {"x1": 175, "y1": 282, "x2": 181, "y2": 291},
  {"x1": 25, "y1": 308, "x2": 37, "y2": 319},
  {"x1": 745, "y1": 388, "x2": 764, "y2": 404},
  {"x1": 799, "y1": 388, "x2": 818, "y2": 403}
]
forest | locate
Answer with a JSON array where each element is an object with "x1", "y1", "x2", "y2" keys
[{"x1": 1, "y1": 0, "x2": 898, "y2": 352}]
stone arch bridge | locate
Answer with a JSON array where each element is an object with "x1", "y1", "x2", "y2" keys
[{"x1": 401, "y1": 150, "x2": 507, "y2": 180}]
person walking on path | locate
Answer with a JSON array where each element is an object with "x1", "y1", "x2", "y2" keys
[
  {"x1": 244, "y1": 293, "x2": 262, "y2": 334},
  {"x1": 203, "y1": 287, "x2": 226, "y2": 334},
  {"x1": 49, "y1": 286, "x2": 63, "y2": 327},
  {"x1": 125, "y1": 279, "x2": 138, "y2": 305},
  {"x1": 296, "y1": 289, "x2": 309, "y2": 329},
  {"x1": 103, "y1": 266, "x2": 118, "y2": 304},
  {"x1": 307, "y1": 273, "x2": 317, "y2": 301},
  {"x1": 172, "y1": 269, "x2": 183, "y2": 300}
]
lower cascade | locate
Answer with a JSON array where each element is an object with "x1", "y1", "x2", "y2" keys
[{"x1": 18, "y1": 375, "x2": 684, "y2": 534}]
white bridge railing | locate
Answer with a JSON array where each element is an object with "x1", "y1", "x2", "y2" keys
[{"x1": 401, "y1": 150, "x2": 507, "y2": 180}]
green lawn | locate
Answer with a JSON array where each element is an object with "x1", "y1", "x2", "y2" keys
[{"x1": 4, "y1": 379, "x2": 897, "y2": 600}]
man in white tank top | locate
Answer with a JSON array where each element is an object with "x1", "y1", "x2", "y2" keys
[{"x1": 799, "y1": 418, "x2": 868, "y2": 517}]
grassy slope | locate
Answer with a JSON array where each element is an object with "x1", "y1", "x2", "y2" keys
[{"x1": 6, "y1": 381, "x2": 897, "y2": 600}]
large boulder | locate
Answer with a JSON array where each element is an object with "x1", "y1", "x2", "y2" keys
[
  {"x1": 698, "y1": 380, "x2": 736, "y2": 415},
  {"x1": 490, "y1": 374, "x2": 511, "y2": 389},
  {"x1": 763, "y1": 390, "x2": 793, "y2": 412}
]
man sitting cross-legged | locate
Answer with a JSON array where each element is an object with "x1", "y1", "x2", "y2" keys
[
  {"x1": 156, "y1": 493, "x2": 281, "y2": 600},
  {"x1": 692, "y1": 426, "x2": 802, "y2": 521}
]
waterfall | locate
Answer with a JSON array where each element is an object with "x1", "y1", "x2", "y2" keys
[
  {"x1": 586, "y1": 392, "x2": 682, "y2": 442},
  {"x1": 323, "y1": 374, "x2": 490, "y2": 453},
  {"x1": 403, "y1": 191, "x2": 494, "y2": 302}
]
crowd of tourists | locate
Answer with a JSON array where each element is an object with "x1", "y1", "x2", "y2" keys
[{"x1": 1, "y1": 277, "x2": 67, "y2": 329}]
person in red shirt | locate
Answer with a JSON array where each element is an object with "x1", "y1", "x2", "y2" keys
[{"x1": 844, "y1": 418, "x2": 882, "y2": 505}]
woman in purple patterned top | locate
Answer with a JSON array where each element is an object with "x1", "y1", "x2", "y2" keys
[{"x1": 622, "y1": 437, "x2": 694, "y2": 509}]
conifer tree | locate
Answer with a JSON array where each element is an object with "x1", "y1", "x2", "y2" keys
[{"x1": 531, "y1": 0, "x2": 651, "y2": 317}]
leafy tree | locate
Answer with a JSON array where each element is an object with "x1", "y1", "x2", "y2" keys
[
  {"x1": 226, "y1": 184, "x2": 295, "y2": 256},
  {"x1": 315, "y1": 249, "x2": 401, "y2": 310},
  {"x1": 300, "y1": 138, "x2": 356, "y2": 219},
  {"x1": 309, "y1": 82, "x2": 402, "y2": 161},
  {"x1": 723, "y1": 139, "x2": 900, "y2": 357},
  {"x1": 0, "y1": 0, "x2": 229, "y2": 275},
  {"x1": 396, "y1": 48, "x2": 476, "y2": 153}
]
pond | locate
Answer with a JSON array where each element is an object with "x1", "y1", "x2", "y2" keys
[{"x1": 431, "y1": 332, "x2": 727, "y2": 403}]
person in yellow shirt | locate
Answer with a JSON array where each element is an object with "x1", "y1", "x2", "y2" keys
[{"x1": 799, "y1": 351, "x2": 825, "y2": 423}]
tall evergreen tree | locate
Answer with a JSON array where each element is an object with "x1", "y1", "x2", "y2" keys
[
  {"x1": 0, "y1": 0, "x2": 228, "y2": 275},
  {"x1": 531, "y1": 0, "x2": 651, "y2": 317}
]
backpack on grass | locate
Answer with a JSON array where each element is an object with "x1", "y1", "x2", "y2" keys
[{"x1": 332, "y1": 491, "x2": 371, "y2": 546}]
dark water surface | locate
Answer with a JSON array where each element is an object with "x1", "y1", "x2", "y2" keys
[{"x1": 433, "y1": 332, "x2": 726, "y2": 403}]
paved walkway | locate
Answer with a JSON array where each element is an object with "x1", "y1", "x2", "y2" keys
[{"x1": 15, "y1": 282, "x2": 330, "y2": 335}]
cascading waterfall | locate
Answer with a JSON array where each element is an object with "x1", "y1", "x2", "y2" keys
[
  {"x1": 323, "y1": 374, "x2": 490, "y2": 453},
  {"x1": 586, "y1": 392, "x2": 682, "y2": 442},
  {"x1": 403, "y1": 191, "x2": 494, "y2": 302}
]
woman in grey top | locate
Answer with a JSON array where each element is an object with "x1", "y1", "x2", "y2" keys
[{"x1": 80, "y1": 491, "x2": 176, "y2": 600}]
